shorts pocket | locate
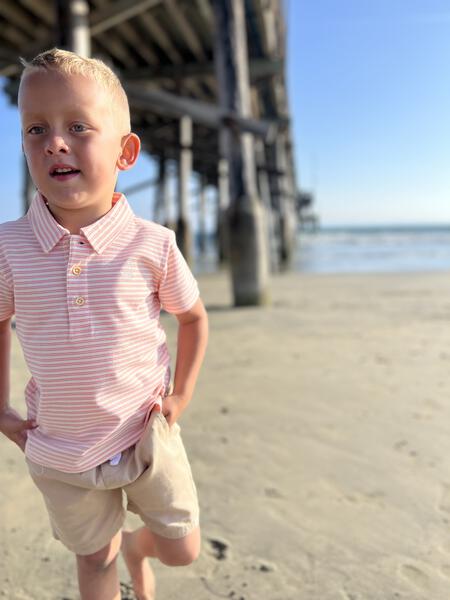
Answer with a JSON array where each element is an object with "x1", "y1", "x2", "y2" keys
[{"x1": 156, "y1": 412, "x2": 181, "y2": 436}]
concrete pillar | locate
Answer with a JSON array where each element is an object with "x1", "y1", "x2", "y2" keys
[
  {"x1": 23, "y1": 1, "x2": 91, "y2": 214},
  {"x1": 154, "y1": 155, "x2": 170, "y2": 224},
  {"x1": 216, "y1": 128, "x2": 230, "y2": 264},
  {"x1": 198, "y1": 175, "x2": 207, "y2": 255},
  {"x1": 255, "y1": 139, "x2": 278, "y2": 273},
  {"x1": 55, "y1": 0, "x2": 91, "y2": 56},
  {"x1": 275, "y1": 131, "x2": 296, "y2": 267},
  {"x1": 176, "y1": 115, "x2": 193, "y2": 264},
  {"x1": 266, "y1": 132, "x2": 296, "y2": 269},
  {"x1": 23, "y1": 156, "x2": 35, "y2": 213},
  {"x1": 212, "y1": 0, "x2": 271, "y2": 306}
]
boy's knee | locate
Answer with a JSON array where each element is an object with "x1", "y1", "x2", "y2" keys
[
  {"x1": 77, "y1": 546, "x2": 119, "y2": 571},
  {"x1": 160, "y1": 545, "x2": 199, "y2": 567},
  {"x1": 77, "y1": 547, "x2": 118, "y2": 571},
  {"x1": 158, "y1": 532, "x2": 201, "y2": 567},
  {"x1": 76, "y1": 531, "x2": 122, "y2": 571}
]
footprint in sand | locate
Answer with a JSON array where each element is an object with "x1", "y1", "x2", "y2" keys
[
  {"x1": 394, "y1": 440, "x2": 408, "y2": 451},
  {"x1": 200, "y1": 576, "x2": 248, "y2": 600},
  {"x1": 398, "y1": 564, "x2": 430, "y2": 590},
  {"x1": 412, "y1": 411, "x2": 432, "y2": 421},
  {"x1": 393, "y1": 439, "x2": 419, "y2": 459},
  {"x1": 423, "y1": 398, "x2": 443, "y2": 411},
  {"x1": 250, "y1": 560, "x2": 276, "y2": 573},
  {"x1": 344, "y1": 490, "x2": 386, "y2": 506},
  {"x1": 264, "y1": 487, "x2": 284, "y2": 499},
  {"x1": 207, "y1": 537, "x2": 229, "y2": 561},
  {"x1": 120, "y1": 582, "x2": 135, "y2": 600}
]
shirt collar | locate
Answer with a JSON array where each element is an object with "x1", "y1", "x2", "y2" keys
[{"x1": 27, "y1": 191, "x2": 135, "y2": 254}]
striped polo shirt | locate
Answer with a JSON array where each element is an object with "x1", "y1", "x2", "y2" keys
[{"x1": 0, "y1": 192, "x2": 199, "y2": 472}]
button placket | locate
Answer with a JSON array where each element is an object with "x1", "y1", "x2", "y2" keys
[{"x1": 67, "y1": 236, "x2": 92, "y2": 339}]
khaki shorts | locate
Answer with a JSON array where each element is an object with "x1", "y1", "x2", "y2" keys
[{"x1": 26, "y1": 409, "x2": 199, "y2": 556}]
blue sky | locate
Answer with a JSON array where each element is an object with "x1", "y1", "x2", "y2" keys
[
  {"x1": 1, "y1": 0, "x2": 449, "y2": 226},
  {"x1": 287, "y1": 0, "x2": 450, "y2": 225}
]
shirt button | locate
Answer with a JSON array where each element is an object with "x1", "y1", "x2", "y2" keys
[
  {"x1": 71, "y1": 265, "x2": 82, "y2": 276},
  {"x1": 75, "y1": 296, "x2": 85, "y2": 306}
]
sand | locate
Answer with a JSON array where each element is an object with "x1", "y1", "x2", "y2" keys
[{"x1": 2, "y1": 269, "x2": 450, "y2": 599}]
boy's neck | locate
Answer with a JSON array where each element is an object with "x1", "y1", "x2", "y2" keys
[{"x1": 43, "y1": 198, "x2": 114, "y2": 234}]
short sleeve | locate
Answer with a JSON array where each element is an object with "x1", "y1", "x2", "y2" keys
[
  {"x1": 0, "y1": 270, "x2": 14, "y2": 321},
  {"x1": 158, "y1": 232, "x2": 199, "y2": 314},
  {"x1": 0, "y1": 253, "x2": 14, "y2": 321}
]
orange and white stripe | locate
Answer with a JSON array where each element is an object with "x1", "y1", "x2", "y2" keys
[{"x1": 0, "y1": 192, "x2": 199, "y2": 472}]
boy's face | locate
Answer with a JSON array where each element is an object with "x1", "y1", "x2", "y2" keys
[{"x1": 19, "y1": 69, "x2": 137, "y2": 220}]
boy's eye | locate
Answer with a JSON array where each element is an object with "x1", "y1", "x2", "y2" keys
[
  {"x1": 27, "y1": 126, "x2": 44, "y2": 134},
  {"x1": 71, "y1": 123, "x2": 87, "y2": 132}
]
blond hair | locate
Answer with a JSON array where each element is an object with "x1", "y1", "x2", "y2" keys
[{"x1": 19, "y1": 48, "x2": 130, "y2": 134}]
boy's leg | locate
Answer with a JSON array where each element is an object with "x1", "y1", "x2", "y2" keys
[
  {"x1": 121, "y1": 526, "x2": 200, "y2": 599},
  {"x1": 76, "y1": 529, "x2": 123, "y2": 600},
  {"x1": 121, "y1": 528, "x2": 156, "y2": 600},
  {"x1": 122, "y1": 524, "x2": 200, "y2": 565},
  {"x1": 123, "y1": 410, "x2": 201, "y2": 596},
  {"x1": 25, "y1": 458, "x2": 126, "y2": 599}
]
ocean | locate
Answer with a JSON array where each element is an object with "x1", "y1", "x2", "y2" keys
[
  {"x1": 295, "y1": 225, "x2": 450, "y2": 274},
  {"x1": 194, "y1": 225, "x2": 450, "y2": 275}
]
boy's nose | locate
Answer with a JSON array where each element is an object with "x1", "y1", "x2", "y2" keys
[{"x1": 45, "y1": 137, "x2": 69, "y2": 155}]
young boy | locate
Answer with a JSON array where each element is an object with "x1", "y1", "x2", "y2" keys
[{"x1": 0, "y1": 48, "x2": 208, "y2": 600}]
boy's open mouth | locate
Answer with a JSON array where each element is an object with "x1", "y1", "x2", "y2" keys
[{"x1": 50, "y1": 165, "x2": 81, "y2": 181}]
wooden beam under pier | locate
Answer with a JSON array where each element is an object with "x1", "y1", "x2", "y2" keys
[
  {"x1": 90, "y1": 0, "x2": 163, "y2": 35},
  {"x1": 126, "y1": 58, "x2": 283, "y2": 83},
  {"x1": 125, "y1": 83, "x2": 278, "y2": 141}
]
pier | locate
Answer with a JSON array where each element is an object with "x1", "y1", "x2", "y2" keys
[{"x1": 0, "y1": 0, "x2": 308, "y2": 305}]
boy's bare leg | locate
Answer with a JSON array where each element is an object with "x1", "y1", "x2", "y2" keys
[
  {"x1": 121, "y1": 529, "x2": 156, "y2": 600},
  {"x1": 76, "y1": 529, "x2": 122, "y2": 600},
  {"x1": 121, "y1": 526, "x2": 200, "y2": 599}
]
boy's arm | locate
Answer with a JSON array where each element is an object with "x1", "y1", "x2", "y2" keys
[
  {"x1": 0, "y1": 318, "x2": 37, "y2": 452},
  {"x1": 161, "y1": 297, "x2": 208, "y2": 426}
]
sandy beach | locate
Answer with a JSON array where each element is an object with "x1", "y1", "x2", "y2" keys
[{"x1": 2, "y1": 269, "x2": 450, "y2": 599}]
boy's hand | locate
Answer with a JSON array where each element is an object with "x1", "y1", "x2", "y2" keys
[
  {"x1": 0, "y1": 407, "x2": 38, "y2": 452},
  {"x1": 161, "y1": 394, "x2": 187, "y2": 427}
]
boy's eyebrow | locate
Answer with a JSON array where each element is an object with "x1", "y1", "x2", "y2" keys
[
  {"x1": 20, "y1": 111, "x2": 44, "y2": 119},
  {"x1": 20, "y1": 113, "x2": 44, "y2": 125},
  {"x1": 20, "y1": 109, "x2": 98, "y2": 122}
]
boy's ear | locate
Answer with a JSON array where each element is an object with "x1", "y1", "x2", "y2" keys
[{"x1": 117, "y1": 133, "x2": 140, "y2": 171}]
